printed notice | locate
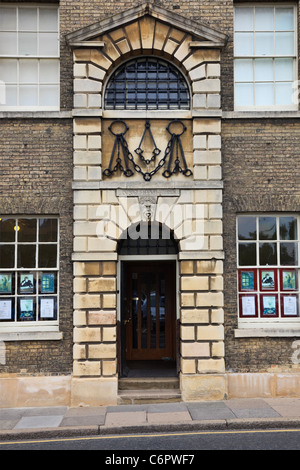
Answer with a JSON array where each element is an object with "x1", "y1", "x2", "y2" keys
[
  {"x1": 0, "y1": 300, "x2": 12, "y2": 320},
  {"x1": 283, "y1": 296, "x2": 298, "y2": 316},
  {"x1": 40, "y1": 298, "x2": 54, "y2": 318},
  {"x1": 242, "y1": 296, "x2": 256, "y2": 316}
]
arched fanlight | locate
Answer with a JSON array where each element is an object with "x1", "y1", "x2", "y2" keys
[{"x1": 104, "y1": 57, "x2": 190, "y2": 110}]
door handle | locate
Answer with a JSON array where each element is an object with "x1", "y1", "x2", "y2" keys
[{"x1": 124, "y1": 318, "x2": 131, "y2": 325}]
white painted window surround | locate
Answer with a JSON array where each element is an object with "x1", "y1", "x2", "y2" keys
[
  {"x1": 234, "y1": 4, "x2": 298, "y2": 111},
  {"x1": 0, "y1": 4, "x2": 60, "y2": 111}
]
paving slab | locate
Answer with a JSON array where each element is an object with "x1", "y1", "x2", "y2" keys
[
  {"x1": 60, "y1": 415, "x2": 106, "y2": 427},
  {"x1": 60, "y1": 406, "x2": 106, "y2": 427},
  {"x1": 0, "y1": 420, "x2": 19, "y2": 430},
  {"x1": 64, "y1": 406, "x2": 107, "y2": 417},
  {"x1": 106, "y1": 404, "x2": 148, "y2": 413},
  {"x1": 147, "y1": 403, "x2": 188, "y2": 413},
  {"x1": 230, "y1": 408, "x2": 280, "y2": 419},
  {"x1": 147, "y1": 411, "x2": 192, "y2": 424},
  {"x1": 0, "y1": 409, "x2": 24, "y2": 420},
  {"x1": 226, "y1": 399, "x2": 272, "y2": 410},
  {"x1": 186, "y1": 402, "x2": 236, "y2": 421},
  {"x1": 267, "y1": 404, "x2": 300, "y2": 417},
  {"x1": 14, "y1": 415, "x2": 64, "y2": 429},
  {"x1": 105, "y1": 411, "x2": 147, "y2": 427}
]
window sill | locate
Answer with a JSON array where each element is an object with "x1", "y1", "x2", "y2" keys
[
  {"x1": 223, "y1": 111, "x2": 300, "y2": 119},
  {"x1": 0, "y1": 111, "x2": 72, "y2": 119},
  {"x1": 0, "y1": 331, "x2": 63, "y2": 341},
  {"x1": 234, "y1": 328, "x2": 300, "y2": 338}
]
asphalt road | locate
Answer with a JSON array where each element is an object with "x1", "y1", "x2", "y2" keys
[{"x1": 1, "y1": 429, "x2": 300, "y2": 451}]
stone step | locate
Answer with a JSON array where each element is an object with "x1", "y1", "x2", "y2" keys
[
  {"x1": 117, "y1": 389, "x2": 182, "y2": 405},
  {"x1": 118, "y1": 377, "x2": 180, "y2": 391}
]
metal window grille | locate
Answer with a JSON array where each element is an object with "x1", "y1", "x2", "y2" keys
[
  {"x1": 105, "y1": 57, "x2": 190, "y2": 110},
  {"x1": 118, "y1": 223, "x2": 178, "y2": 256}
]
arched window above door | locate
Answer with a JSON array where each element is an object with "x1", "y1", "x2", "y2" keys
[{"x1": 104, "y1": 57, "x2": 190, "y2": 111}]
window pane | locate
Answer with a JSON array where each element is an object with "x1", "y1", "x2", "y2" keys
[
  {"x1": 255, "y1": 33, "x2": 274, "y2": 56},
  {"x1": 259, "y1": 242, "x2": 277, "y2": 265},
  {"x1": 0, "y1": 8, "x2": 17, "y2": 30},
  {"x1": 275, "y1": 58, "x2": 294, "y2": 81},
  {"x1": 19, "y1": 59, "x2": 38, "y2": 83},
  {"x1": 255, "y1": 59, "x2": 273, "y2": 82},
  {"x1": 39, "y1": 219, "x2": 57, "y2": 242},
  {"x1": 280, "y1": 243, "x2": 298, "y2": 266},
  {"x1": 275, "y1": 82, "x2": 293, "y2": 106},
  {"x1": 39, "y1": 60, "x2": 59, "y2": 83},
  {"x1": 19, "y1": 85, "x2": 38, "y2": 106},
  {"x1": 38, "y1": 33, "x2": 59, "y2": 56},
  {"x1": 238, "y1": 217, "x2": 257, "y2": 240},
  {"x1": 18, "y1": 219, "x2": 36, "y2": 242},
  {"x1": 255, "y1": 7, "x2": 274, "y2": 31},
  {"x1": 275, "y1": 8, "x2": 294, "y2": 31},
  {"x1": 238, "y1": 243, "x2": 257, "y2": 266},
  {"x1": 235, "y1": 7, "x2": 254, "y2": 31},
  {"x1": 38, "y1": 245, "x2": 57, "y2": 268},
  {"x1": 19, "y1": 32, "x2": 38, "y2": 55},
  {"x1": 275, "y1": 32, "x2": 294, "y2": 56},
  {"x1": 0, "y1": 59, "x2": 18, "y2": 83},
  {"x1": 280, "y1": 217, "x2": 298, "y2": 241},
  {"x1": 18, "y1": 297, "x2": 36, "y2": 322},
  {"x1": 19, "y1": 8, "x2": 37, "y2": 31},
  {"x1": 0, "y1": 32, "x2": 17, "y2": 55},
  {"x1": 234, "y1": 33, "x2": 254, "y2": 56},
  {"x1": 17, "y1": 245, "x2": 36, "y2": 268},
  {"x1": 5, "y1": 86, "x2": 18, "y2": 106},
  {"x1": 259, "y1": 217, "x2": 277, "y2": 240},
  {"x1": 39, "y1": 9, "x2": 58, "y2": 32},
  {"x1": 0, "y1": 245, "x2": 15, "y2": 268},
  {"x1": 39, "y1": 85, "x2": 59, "y2": 106},
  {"x1": 235, "y1": 83, "x2": 254, "y2": 106},
  {"x1": 0, "y1": 219, "x2": 15, "y2": 242},
  {"x1": 235, "y1": 59, "x2": 253, "y2": 82},
  {"x1": 255, "y1": 83, "x2": 274, "y2": 106}
]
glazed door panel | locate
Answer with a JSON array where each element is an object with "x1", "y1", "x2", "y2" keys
[{"x1": 124, "y1": 262, "x2": 176, "y2": 361}]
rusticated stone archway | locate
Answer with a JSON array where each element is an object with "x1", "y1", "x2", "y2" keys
[{"x1": 67, "y1": 2, "x2": 228, "y2": 406}]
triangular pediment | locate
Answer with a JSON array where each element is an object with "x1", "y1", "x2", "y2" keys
[{"x1": 66, "y1": 1, "x2": 228, "y2": 48}]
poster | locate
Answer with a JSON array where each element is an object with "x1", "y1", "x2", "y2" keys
[
  {"x1": 40, "y1": 298, "x2": 54, "y2": 319},
  {"x1": 240, "y1": 271, "x2": 255, "y2": 291},
  {"x1": 241, "y1": 295, "x2": 257, "y2": 317},
  {"x1": 260, "y1": 270, "x2": 276, "y2": 291},
  {"x1": 281, "y1": 270, "x2": 297, "y2": 291},
  {"x1": 0, "y1": 274, "x2": 12, "y2": 294},
  {"x1": 262, "y1": 295, "x2": 277, "y2": 317},
  {"x1": 19, "y1": 274, "x2": 34, "y2": 294},
  {"x1": 0, "y1": 299, "x2": 12, "y2": 320},
  {"x1": 19, "y1": 298, "x2": 34, "y2": 321},
  {"x1": 282, "y1": 295, "x2": 298, "y2": 317},
  {"x1": 40, "y1": 273, "x2": 55, "y2": 294}
]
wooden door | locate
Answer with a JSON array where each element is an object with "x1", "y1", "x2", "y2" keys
[{"x1": 124, "y1": 261, "x2": 176, "y2": 361}]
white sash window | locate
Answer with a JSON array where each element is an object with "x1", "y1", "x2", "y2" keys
[{"x1": 0, "y1": 4, "x2": 60, "y2": 110}]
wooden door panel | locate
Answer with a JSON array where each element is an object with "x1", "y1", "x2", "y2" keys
[{"x1": 125, "y1": 262, "x2": 175, "y2": 361}]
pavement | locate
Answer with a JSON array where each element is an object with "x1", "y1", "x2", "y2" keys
[{"x1": 1, "y1": 397, "x2": 300, "y2": 441}]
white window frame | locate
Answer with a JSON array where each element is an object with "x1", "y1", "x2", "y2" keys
[
  {"x1": 0, "y1": 216, "x2": 59, "y2": 333},
  {"x1": 234, "y1": 3, "x2": 298, "y2": 111},
  {"x1": 237, "y1": 214, "x2": 300, "y2": 329},
  {"x1": 0, "y1": 3, "x2": 60, "y2": 111}
]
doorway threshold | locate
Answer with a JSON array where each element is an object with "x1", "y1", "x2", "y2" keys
[
  {"x1": 118, "y1": 362, "x2": 181, "y2": 404},
  {"x1": 122, "y1": 360, "x2": 178, "y2": 378}
]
